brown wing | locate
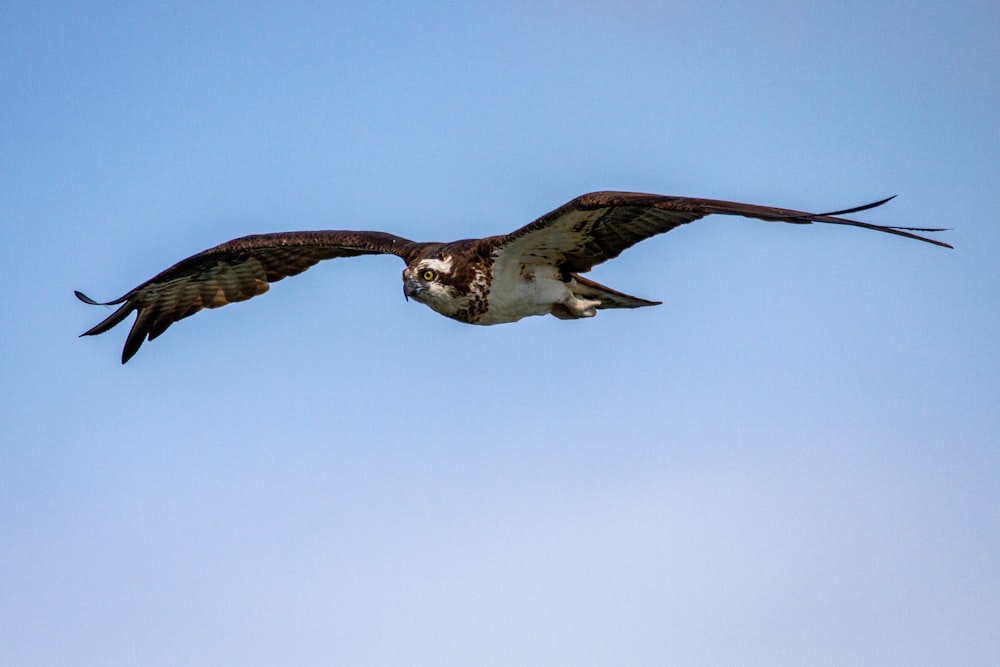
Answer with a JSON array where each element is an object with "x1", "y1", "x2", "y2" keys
[
  {"x1": 77, "y1": 230, "x2": 420, "y2": 363},
  {"x1": 493, "y1": 191, "x2": 951, "y2": 274}
]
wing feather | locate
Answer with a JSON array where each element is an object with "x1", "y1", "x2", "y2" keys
[
  {"x1": 494, "y1": 191, "x2": 951, "y2": 274},
  {"x1": 77, "y1": 230, "x2": 419, "y2": 363}
]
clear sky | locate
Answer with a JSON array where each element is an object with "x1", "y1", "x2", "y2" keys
[{"x1": 2, "y1": 2, "x2": 998, "y2": 665}]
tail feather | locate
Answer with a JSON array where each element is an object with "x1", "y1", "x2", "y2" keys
[{"x1": 567, "y1": 273, "x2": 660, "y2": 310}]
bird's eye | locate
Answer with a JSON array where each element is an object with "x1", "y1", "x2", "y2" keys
[{"x1": 422, "y1": 270, "x2": 435, "y2": 281}]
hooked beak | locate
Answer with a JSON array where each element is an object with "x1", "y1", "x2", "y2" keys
[{"x1": 403, "y1": 280, "x2": 423, "y2": 302}]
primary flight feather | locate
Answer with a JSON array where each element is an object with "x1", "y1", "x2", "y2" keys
[{"x1": 77, "y1": 191, "x2": 951, "y2": 363}]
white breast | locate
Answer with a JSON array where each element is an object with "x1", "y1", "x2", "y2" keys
[{"x1": 477, "y1": 262, "x2": 578, "y2": 324}]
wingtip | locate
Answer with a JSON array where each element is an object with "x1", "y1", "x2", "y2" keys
[
  {"x1": 895, "y1": 230, "x2": 953, "y2": 249},
  {"x1": 863, "y1": 195, "x2": 955, "y2": 248},
  {"x1": 816, "y1": 195, "x2": 896, "y2": 217},
  {"x1": 119, "y1": 344, "x2": 139, "y2": 365},
  {"x1": 75, "y1": 290, "x2": 101, "y2": 305},
  {"x1": 870, "y1": 194, "x2": 897, "y2": 208}
]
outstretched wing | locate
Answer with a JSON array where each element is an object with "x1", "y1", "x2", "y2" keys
[
  {"x1": 77, "y1": 230, "x2": 419, "y2": 363},
  {"x1": 493, "y1": 191, "x2": 951, "y2": 274}
]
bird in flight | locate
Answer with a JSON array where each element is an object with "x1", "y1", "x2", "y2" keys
[{"x1": 77, "y1": 191, "x2": 951, "y2": 363}]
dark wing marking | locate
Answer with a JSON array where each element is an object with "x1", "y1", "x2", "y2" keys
[
  {"x1": 493, "y1": 191, "x2": 951, "y2": 274},
  {"x1": 77, "y1": 230, "x2": 419, "y2": 363}
]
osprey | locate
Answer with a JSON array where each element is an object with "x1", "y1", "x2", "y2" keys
[{"x1": 77, "y1": 191, "x2": 950, "y2": 363}]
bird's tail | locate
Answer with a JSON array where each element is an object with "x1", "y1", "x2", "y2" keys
[{"x1": 564, "y1": 273, "x2": 660, "y2": 313}]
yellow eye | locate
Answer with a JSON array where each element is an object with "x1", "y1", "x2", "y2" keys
[{"x1": 422, "y1": 270, "x2": 435, "y2": 281}]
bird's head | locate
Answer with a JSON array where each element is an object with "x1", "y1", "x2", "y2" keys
[{"x1": 403, "y1": 256, "x2": 465, "y2": 317}]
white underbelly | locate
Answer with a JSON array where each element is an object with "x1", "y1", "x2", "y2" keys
[{"x1": 475, "y1": 264, "x2": 574, "y2": 325}]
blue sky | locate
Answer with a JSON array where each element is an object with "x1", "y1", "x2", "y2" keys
[{"x1": 2, "y1": 2, "x2": 998, "y2": 665}]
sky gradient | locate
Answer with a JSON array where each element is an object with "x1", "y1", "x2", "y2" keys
[{"x1": 2, "y1": 2, "x2": 998, "y2": 665}]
